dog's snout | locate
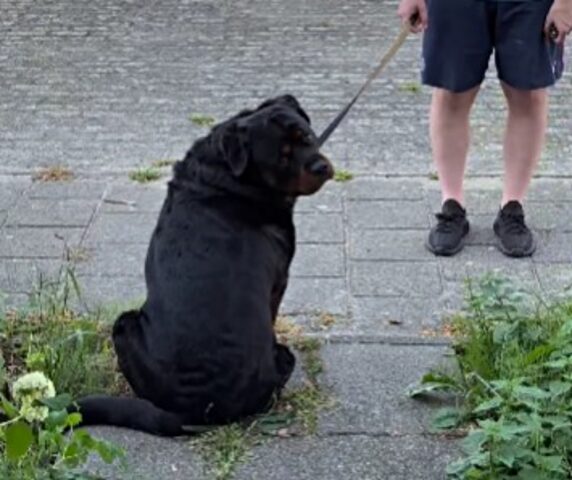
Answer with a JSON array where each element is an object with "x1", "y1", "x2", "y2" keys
[
  {"x1": 307, "y1": 155, "x2": 334, "y2": 179},
  {"x1": 309, "y1": 161, "x2": 329, "y2": 176}
]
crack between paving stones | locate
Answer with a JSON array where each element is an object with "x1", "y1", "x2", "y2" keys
[{"x1": 79, "y1": 181, "x2": 113, "y2": 246}]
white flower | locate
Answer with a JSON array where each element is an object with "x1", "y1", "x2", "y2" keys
[
  {"x1": 12, "y1": 371, "x2": 56, "y2": 423},
  {"x1": 19, "y1": 401, "x2": 49, "y2": 423}
]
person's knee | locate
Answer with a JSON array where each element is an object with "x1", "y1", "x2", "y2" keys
[
  {"x1": 503, "y1": 84, "x2": 548, "y2": 115},
  {"x1": 432, "y1": 87, "x2": 479, "y2": 115}
]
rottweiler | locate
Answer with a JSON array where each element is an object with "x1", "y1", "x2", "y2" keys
[{"x1": 76, "y1": 95, "x2": 334, "y2": 436}]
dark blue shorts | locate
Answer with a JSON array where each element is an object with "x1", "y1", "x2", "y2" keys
[{"x1": 422, "y1": 0, "x2": 565, "y2": 92}]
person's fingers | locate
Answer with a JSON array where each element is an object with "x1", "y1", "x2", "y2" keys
[
  {"x1": 545, "y1": 19, "x2": 569, "y2": 45},
  {"x1": 554, "y1": 21, "x2": 566, "y2": 44},
  {"x1": 417, "y1": 2, "x2": 428, "y2": 30}
]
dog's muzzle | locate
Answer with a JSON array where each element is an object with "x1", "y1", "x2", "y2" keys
[{"x1": 306, "y1": 154, "x2": 334, "y2": 180}]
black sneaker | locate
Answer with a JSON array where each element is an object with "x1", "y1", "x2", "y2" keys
[
  {"x1": 426, "y1": 199, "x2": 470, "y2": 256},
  {"x1": 493, "y1": 201, "x2": 536, "y2": 257}
]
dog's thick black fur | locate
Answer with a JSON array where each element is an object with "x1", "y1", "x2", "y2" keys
[{"x1": 76, "y1": 95, "x2": 334, "y2": 436}]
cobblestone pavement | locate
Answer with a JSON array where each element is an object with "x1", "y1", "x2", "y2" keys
[{"x1": 1, "y1": 0, "x2": 572, "y2": 478}]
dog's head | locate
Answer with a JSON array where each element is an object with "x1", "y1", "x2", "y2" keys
[{"x1": 212, "y1": 95, "x2": 334, "y2": 196}]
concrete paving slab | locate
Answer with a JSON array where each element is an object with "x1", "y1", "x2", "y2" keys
[{"x1": 318, "y1": 343, "x2": 452, "y2": 436}]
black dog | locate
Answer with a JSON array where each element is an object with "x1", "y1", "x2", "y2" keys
[{"x1": 77, "y1": 95, "x2": 334, "y2": 436}]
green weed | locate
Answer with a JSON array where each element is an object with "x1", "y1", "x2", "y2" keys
[
  {"x1": 128, "y1": 167, "x2": 162, "y2": 184},
  {"x1": 190, "y1": 114, "x2": 216, "y2": 128},
  {"x1": 333, "y1": 170, "x2": 354, "y2": 182},
  {"x1": 410, "y1": 274, "x2": 572, "y2": 479}
]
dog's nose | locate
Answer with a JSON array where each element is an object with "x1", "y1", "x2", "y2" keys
[{"x1": 308, "y1": 158, "x2": 333, "y2": 178}]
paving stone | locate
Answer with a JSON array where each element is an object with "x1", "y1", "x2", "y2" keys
[
  {"x1": 0, "y1": 258, "x2": 62, "y2": 293},
  {"x1": 347, "y1": 199, "x2": 431, "y2": 230},
  {"x1": 102, "y1": 181, "x2": 167, "y2": 214},
  {"x1": 528, "y1": 179, "x2": 572, "y2": 202},
  {"x1": 439, "y1": 247, "x2": 540, "y2": 288},
  {"x1": 295, "y1": 181, "x2": 343, "y2": 213},
  {"x1": 294, "y1": 212, "x2": 344, "y2": 243},
  {"x1": 346, "y1": 177, "x2": 425, "y2": 200},
  {"x1": 84, "y1": 213, "x2": 157, "y2": 245},
  {"x1": 350, "y1": 261, "x2": 441, "y2": 297},
  {"x1": 0, "y1": 227, "x2": 83, "y2": 258},
  {"x1": 28, "y1": 180, "x2": 108, "y2": 200},
  {"x1": 0, "y1": 176, "x2": 30, "y2": 211},
  {"x1": 75, "y1": 243, "x2": 148, "y2": 278},
  {"x1": 348, "y1": 296, "x2": 446, "y2": 336},
  {"x1": 349, "y1": 229, "x2": 429, "y2": 261},
  {"x1": 526, "y1": 202, "x2": 572, "y2": 232},
  {"x1": 83, "y1": 427, "x2": 207, "y2": 480},
  {"x1": 77, "y1": 275, "x2": 146, "y2": 308},
  {"x1": 463, "y1": 217, "x2": 498, "y2": 246},
  {"x1": 535, "y1": 264, "x2": 572, "y2": 300},
  {"x1": 281, "y1": 277, "x2": 347, "y2": 316},
  {"x1": 534, "y1": 232, "x2": 572, "y2": 263},
  {"x1": 290, "y1": 243, "x2": 345, "y2": 277},
  {"x1": 319, "y1": 343, "x2": 452, "y2": 435},
  {"x1": 5, "y1": 198, "x2": 97, "y2": 227},
  {"x1": 234, "y1": 435, "x2": 457, "y2": 480}
]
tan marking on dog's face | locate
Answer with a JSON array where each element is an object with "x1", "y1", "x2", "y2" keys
[{"x1": 285, "y1": 154, "x2": 335, "y2": 196}]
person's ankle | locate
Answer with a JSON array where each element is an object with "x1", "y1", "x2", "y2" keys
[
  {"x1": 442, "y1": 195, "x2": 464, "y2": 208},
  {"x1": 501, "y1": 197, "x2": 524, "y2": 208}
]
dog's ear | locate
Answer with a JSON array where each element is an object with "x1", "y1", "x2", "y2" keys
[
  {"x1": 276, "y1": 95, "x2": 311, "y2": 125},
  {"x1": 218, "y1": 123, "x2": 250, "y2": 177}
]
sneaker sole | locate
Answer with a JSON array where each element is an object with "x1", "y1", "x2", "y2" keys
[{"x1": 494, "y1": 234, "x2": 537, "y2": 258}]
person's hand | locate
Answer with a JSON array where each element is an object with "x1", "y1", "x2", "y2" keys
[
  {"x1": 397, "y1": 0, "x2": 428, "y2": 33},
  {"x1": 545, "y1": 0, "x2": 572, "y2": 44}
]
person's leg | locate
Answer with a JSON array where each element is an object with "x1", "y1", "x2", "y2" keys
[
  {"x1": 492, "y1": 0, "x2": 563, "y2": 257},
  {"x1": 500, "y1": 84, "x2": 548, "y2": 206},
  {"x1": 430, "y1": 86, "x2": 480, "y2": 206},
  {"x1": 421, "y1": 0, "x2": 493, "y2": 255}
]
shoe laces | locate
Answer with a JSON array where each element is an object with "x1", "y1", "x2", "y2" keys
[
  {"x1": 435, "y1": 212, "x2": 464, "y2": 234},
  {"x1": 501, "y1": 211, "x2": 528, "y2": 235}
]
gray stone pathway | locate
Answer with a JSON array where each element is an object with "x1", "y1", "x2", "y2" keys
[{"x1": 2, "y1": 0, "x2": 572, "y2": 478}]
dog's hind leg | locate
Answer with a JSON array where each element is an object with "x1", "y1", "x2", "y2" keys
[{"x1": 111, "y1": 310, "x2": 170, "y2": 403}]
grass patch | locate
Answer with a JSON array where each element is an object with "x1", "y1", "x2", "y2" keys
[
  {"x1": 333, "y1": 170, "x2": 354, "y2": 182},
  {"x1": 410, "y1": 274, "x2": 572, "y2": 479},
  {"x1": 429, "y1": 171, "x2": 439, "y2": 181},
  {"x1": 0, "y1": 266, "x2": 130, "y2": 399},
  {"x1": 32, "y1": 166, "x2": 74, "y2": 182},
  {"x1": 399, "y1": 81, "x2": 422, "y2": 94},
  {"x1": 190, "y1": 114, "x2": 216, "y2": 128},
  {"x1": 128, "y1": 166, "x2": 162, "y2": 184},
  {"x1": 194, "y1": 424, "x2": 253, "y2": 480}
]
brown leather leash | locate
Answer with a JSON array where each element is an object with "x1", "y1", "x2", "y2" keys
[{"x1": 317, "y1": 19, "x2": 416, "y2": 146}]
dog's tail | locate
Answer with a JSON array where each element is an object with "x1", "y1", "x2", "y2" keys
[{"x1": 75, "y1": 395, "x2": 188, "y2": 437}]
